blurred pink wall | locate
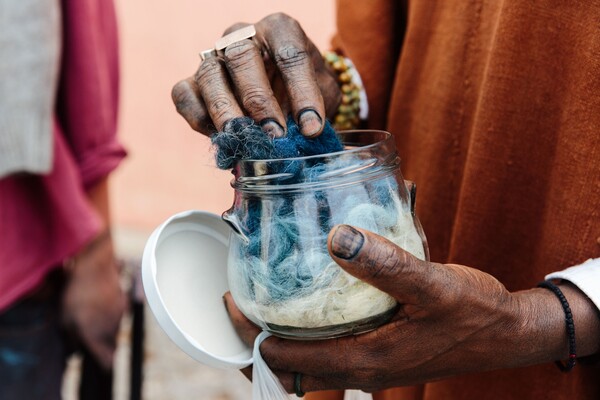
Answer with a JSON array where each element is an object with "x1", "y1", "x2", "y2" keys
[{"x1": 112, "y1": 0, "x2": 336, "y2": 231}]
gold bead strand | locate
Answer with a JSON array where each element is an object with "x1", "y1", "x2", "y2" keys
[{"x1": 323, "y1": 51, "x2": 361, "y2": 131}]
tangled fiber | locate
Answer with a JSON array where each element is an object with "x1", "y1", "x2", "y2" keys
[{"x1": 211, "y1": 117, "x2": 343, "y2": 169}]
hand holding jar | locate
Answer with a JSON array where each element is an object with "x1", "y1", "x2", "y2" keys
[{"x1": 224, "y1": 226, "x2": 600, "y2": 394}]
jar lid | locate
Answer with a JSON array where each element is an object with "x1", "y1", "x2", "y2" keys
[{"x1": 142, "y1": 210, "x2": 253, "y2": 369}]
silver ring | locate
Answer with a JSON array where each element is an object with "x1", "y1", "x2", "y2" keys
[
  {"x1": 215, "y1": 24, "x2": 256, "y2": 52},
  {"x1": 199, "y1": 48, "x2": 217, "y2": 62}
]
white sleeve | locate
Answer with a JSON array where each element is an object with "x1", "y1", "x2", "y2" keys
[{"x1": 545, "y1": 258, "x2": 600, "y2": 311}]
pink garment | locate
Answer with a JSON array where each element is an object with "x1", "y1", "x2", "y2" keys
[{"x1": 0, "y1": 0, "x2": 126, "y2": 311}]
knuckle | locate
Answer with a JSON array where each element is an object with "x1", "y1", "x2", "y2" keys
[
  {"x1": 366, "y1": 242, "x2": 403, "y2": 279},
  {"x1": 274, "y1": 44, "x2": 309, "y2": 70},
  {"x1": 195, "y1": 59, "x2": 223, "y2": 87},
  {"x1": 242, "y1": 89, "x2": 272, "y2": 111},
  {"x1": 224, "y1": 40, "x2": 257, "y2": 65},
  {"x1": 208, "y1": 95, "x2": 233, "y2": 119}
]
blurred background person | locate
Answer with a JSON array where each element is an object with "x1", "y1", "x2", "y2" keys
[
  {"x1": 0, "y1": 0, "x2": 126, "y2": 398},
  {"x1": 1, "y1": 1, "x2": 334, "y2": 399}
]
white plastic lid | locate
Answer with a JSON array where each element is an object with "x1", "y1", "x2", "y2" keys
[{"x1": 142, "y1": 210, "x2": 253, "y2": 369}]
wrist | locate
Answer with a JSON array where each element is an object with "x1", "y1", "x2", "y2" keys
[
  {"x1": 512, "y1": 288, "x2": 568, "y2": 366},
  {"x1": 64, "y1": 230, "x2": 119, "y2": 278},
  {"x1": 511, "y1": 283, "x2": 600, "y2": 368},
  {"x1": 454, "y1": 288, "x2": 554, "y2": 372},
  {"x1": 86, "y1": 176, "x2": 111, "y2": 227},
  {"x1": 556, "y1": 282, "x2": 600, "y2": 357}
]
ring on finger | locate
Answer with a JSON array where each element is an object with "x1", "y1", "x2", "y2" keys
[
  {"x1": 294, "y1": 372, "x2": 305, "y2": 398},
  {"x1": 199, "y1": 48, "x2": 217, "y2": 62},
  {"x1": 215, "y1": 24, "x2": 256, "y2": 53}
]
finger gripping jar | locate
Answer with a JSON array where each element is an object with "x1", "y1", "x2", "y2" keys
[{"x1": 223, "y1": 130, "x2": 428, "y2": 339}]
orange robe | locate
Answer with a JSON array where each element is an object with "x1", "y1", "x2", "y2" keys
[{"x1": 310, "y1": 0, "x2": 600, "y2": 398}]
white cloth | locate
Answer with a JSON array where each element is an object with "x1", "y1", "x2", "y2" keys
[
  {"x1": 252, "y1": 331, "x2": 290, "y2": 399},
  {"x1": 344, "y1": 390, "x2": 372, "y2": 400},
  {"x1": 0, "y1": 0, "x2": 61, "y2": 178},
  {"x1": 546, "y1": 258, "x2": 600, "y2": 311}
]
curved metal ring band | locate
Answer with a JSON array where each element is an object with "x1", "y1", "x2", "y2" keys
[
  {"x1": 215, "y1": 24, "x2": 256, "y2": 52},
  {"x1": 199, "y1": 48, "x2": 217, "y2": 62},
  {"x1": 294, "y1": 372, "x2": 305, "y2": 398}
]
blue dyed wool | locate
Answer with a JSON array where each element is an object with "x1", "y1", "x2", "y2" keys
[
  {"x1": 211, "y1": 118, "x2": 276, "y2": 169},
  {"x1": 276, "y1": 117, "x2": 343, "y2": 158},
  {"x1": 211, "y1": 117, "x2": 343, "y2": 169}
]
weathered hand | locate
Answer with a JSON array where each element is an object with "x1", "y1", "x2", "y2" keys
[
  {"x1": 172, "y1": 13, "x2": 341, "y2": 137},
  {"x1": 62, "y1": 232, "x2": 127, "y2": 370},
  {"x1": 224, "y1": 225, "x2": 600, "y2": 393}
]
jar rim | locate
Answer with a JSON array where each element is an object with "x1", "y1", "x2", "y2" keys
[
  {"x1": 236, "y1": 129, "x2": 394, "y2": 164},
  {"x1": 231, "y1": 130, "x2": 400, "y2": 193}
]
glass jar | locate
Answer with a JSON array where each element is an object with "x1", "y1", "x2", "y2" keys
[{"x1": 223, "y1": 130, "x2": 428, "y2": 339}]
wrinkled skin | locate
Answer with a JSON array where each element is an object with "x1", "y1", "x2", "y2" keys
[
  {"x1": 224, "y1": 225, "x2": 600, "y2": 394},
  {"x1": 172, "y1": 13, "x2": 341, "y2": 138}
]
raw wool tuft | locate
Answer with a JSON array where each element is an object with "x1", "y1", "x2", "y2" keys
[
  {"x1": 211, "y1": 117, "x2": 277, "y2": 169},
  {"x1": 211, "y1": 117, "x2": 343, "y2": 169}
]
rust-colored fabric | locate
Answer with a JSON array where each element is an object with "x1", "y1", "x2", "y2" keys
[{"x1": 309, "y1": 0, "x2": 600, "y2": 399}]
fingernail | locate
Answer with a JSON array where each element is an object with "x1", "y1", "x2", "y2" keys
[
  {"x1": 260, "y1": 119, "x2": 285, "y2": 138},
  {"x1": 331, "y1": 225, "x2": 364, "y2": 259},
  {"x1": 298, "y1": 109, "x2": 323, "y2": 137}
]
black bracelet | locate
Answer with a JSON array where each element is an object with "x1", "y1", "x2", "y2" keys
[{"x1": 537, "y1": 280, "x2": 577, "y2": 372}]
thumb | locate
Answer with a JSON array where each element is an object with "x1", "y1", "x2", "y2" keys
[{"x1": 327, "y1": 224, "x2": 433, "y2": 303}]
